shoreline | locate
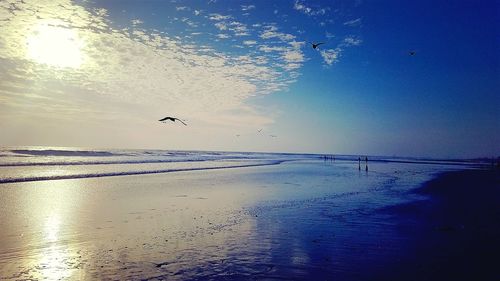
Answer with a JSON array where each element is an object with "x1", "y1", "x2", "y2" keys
[{"x1": 1, "y1": 161, "x2": 497, "y2": 280}]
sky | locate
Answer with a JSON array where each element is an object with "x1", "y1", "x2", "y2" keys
[{"x1": 0, "y1": 0, "x2": 498, "y2": 158}]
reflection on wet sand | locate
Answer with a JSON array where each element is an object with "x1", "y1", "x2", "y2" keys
[{"x1": 0, "y1": 161, "x2": 446, "y2": 280}]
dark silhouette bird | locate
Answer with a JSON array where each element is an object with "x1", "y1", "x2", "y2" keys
[
  {"x1": 257, "y1": 129, "x2": 263, "y2": 133},
  {"x1": 308, "y1": 42, "x2": 325, "y2": 49},
  {"x1": 409, "y1": 51, "x2": 416, "y2": 56},
  {"x1": 158, "y1": 116, "x2": 187, "y2": 126}
]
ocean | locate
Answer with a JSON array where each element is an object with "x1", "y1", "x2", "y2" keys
[
  {"x1": 0, "y1": 146, "x2": 478, "y2": 184},
  {"x1": 0, "y1": 146, "x2": 489, "y2": 280}
]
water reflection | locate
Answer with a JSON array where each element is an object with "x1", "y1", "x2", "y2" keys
[
  {"x1": 44, "y1": 214, "x2": 60, "y2": 243},
  {"x1": 38, "y1": 244, "x2": 74, "y2": 280},
  {"x1": 0, "y1": 161, "x2": 443, "y2": 280}
]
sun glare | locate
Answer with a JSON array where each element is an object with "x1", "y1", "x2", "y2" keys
[{"x1": 26, "y1": 21, "x2": 85, "y2": 68}]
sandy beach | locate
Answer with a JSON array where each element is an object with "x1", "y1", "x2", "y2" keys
[
  {"x1": 0, "y1": 160, "x2": 497, "y2": 280},
  {"x1": 378, "y1": 169, "x2": 500, "y2": 280}
]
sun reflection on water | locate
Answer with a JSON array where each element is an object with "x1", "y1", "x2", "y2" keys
[{"x1": 44, "y1": 214, "x2": 61, "y2": 243}]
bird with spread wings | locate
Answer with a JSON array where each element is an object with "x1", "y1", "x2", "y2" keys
[
  {"x1": 158, "y1": 116, "x2": 187, "y2": 126},
  {"x1": 307, "y1": 41, "x2": 325, "y2": 49}
]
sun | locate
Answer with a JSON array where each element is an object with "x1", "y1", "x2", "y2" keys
[{"x1": 26, "y1": 21, "x2": 85, "y2": 68}]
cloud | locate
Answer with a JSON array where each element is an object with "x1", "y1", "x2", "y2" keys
[
  {"x1": 208, "y1": 13, "x2": 232, "y2": 21},
  {"x1": 260, "y1": 25, "x2": 295, "y2": 41},
  {"x1": 131, "y1": 19, "x2": 143, "y2": 25},
  {"x1": 0, "y1": 0, "x2": 298, "y2": 133},
  {"x1": 343, "y1": 36, "x2": 362, "y2": 46},
  {"x1": 293, "y1": 0, "x2": 327, "y2": 16},
  {"x1": 228, "y1": 21, "x2": 249, "y2": 36},
  {"x1": 214, "y1": 22, "x2": 228, "y2": 30},
  {"x1": 241, "y1": 5, "x2": 255, "y2": 11},
  {"x1": 259, "y1": 45, "x2": 287, "y2": 53},
  {"x1": 214, "y1": 20, "x2": 248, "y2": 36},
  {"x1": 343, "y1": 18, "x2": 362, "y2": 27},
  {"x1": 243, "y1": 40, "x2": 257, "y2": 45},
  {"x1": 282, "y1": 50, "x2": 304, "y2": 70},
  {"x1": 320, "y1": 49, "x2": 341, "y2": 65}
]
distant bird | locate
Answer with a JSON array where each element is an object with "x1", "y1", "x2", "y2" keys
[
  {"x1": 308, "y1": 41, "x2": 325, "y2": 49},
  {"x1": 257, "y1": 129, "x2": 263, "y2": 133},
  {"x1": 158, "y1": 116, "x2": 187, "y2": 126},
  {"x1": 408, "y1": 51, "x2": 416, "y2": 56}
]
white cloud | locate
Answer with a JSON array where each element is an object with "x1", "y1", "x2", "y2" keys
[
  {"x1": 259, "y1": 45, "x2": 287, "y2": 53},
  {"x1": 228, "y1": 21, "x2": 249, "y2": 36},
  {"x1": 209, "y1": 13, "x2": 232, "y2": 21},
  {"x1": 131, "y1": 19, "x2": 143, "y2": 25},
  {"x1": 214, "y1": 19, "x2": 249, "y2": 36},
  {"x1": 293, "y1": 0, "x2": 327, "y2": 16},
  {"x1": 260, "y1": 25, "x2": 295, "y2": 41},
  {"x1": 241, "y1": 5, "x2": 255, "y2": 11},
  {"x1": 320, "y1": 48, "x2": 341, "y2": 65},
  {"x1": 343, "y1": 36, "x2": 362, "y2": 46},
  {"x1": 0, "y1": 0, "x2": 296, "y2": 134},
  {"x1": 243, "y1": 40, "x2": 257, "y2": 45},
  {"x1": 282, "y1": 50, "x2": 304, "y2": 64},
  {"x1": 214, "y1": 22, "x2": 228, "y2": 30},
  {"x1": 343, "y1": 18, "x2": 362, "y2": 27}
]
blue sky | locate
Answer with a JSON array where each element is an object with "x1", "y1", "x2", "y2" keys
[{"x1": 0, "y1": 0, "x2": 498, "y2": 158}]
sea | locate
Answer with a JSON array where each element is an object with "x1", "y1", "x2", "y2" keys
[
  {"x1": 0, "y1": 146, "x2": 481, "y2": 184},
  {"x1": 0, "y1": 146, "x2": 490, "y2": 280}
]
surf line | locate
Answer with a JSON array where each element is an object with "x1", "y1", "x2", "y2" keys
[{"x1": 0, "y1": 161, "x2": 286, "y2": 184}]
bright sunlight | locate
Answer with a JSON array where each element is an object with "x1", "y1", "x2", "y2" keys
[{"x1": 26, "y1": 21, "x2": 85, "y2": 68}]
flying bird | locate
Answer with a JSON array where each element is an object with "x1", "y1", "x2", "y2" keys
[
  {"x1": 408, "y1": 51, "x2": 416, "y2": 56},
  {"x1": 308, "y1": 42, "x2": 325, "y2": 49},
  {"x1": 158, "y1": 116, "x2": 187, "y2": 126}
]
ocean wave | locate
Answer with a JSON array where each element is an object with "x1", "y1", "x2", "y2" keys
[
  {"x1": 10, "y1": 149, "x2": 127, "y2": 157},
  {"x1": 0, "y1": 160, "x2": 284, "y2": 184},
  {"x1": 0, "y1": 158, "x2": 213, "y2": 167}
]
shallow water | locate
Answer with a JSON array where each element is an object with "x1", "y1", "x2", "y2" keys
[{"x1": 0, "y1": 154, "x2": 470, "y2": 280}]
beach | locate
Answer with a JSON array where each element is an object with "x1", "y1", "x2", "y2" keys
[
  {"x1": 0, "y1": 152, "x2": 497, "y2": 280},
  {"x1": 379, "y1": 169, "x2": 500, "y2": 280}
]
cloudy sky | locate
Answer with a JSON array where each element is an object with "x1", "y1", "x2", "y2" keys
[{"x1": 0, "y1": 0, "x2": 498, "y2": 158}]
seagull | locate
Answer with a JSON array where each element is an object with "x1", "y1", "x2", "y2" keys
[
  {"x1": 158, "y1": 116, "x2": 187, "y2": 126},
  {"x1": 308, "y1": 42, "x2": 325, "y2": 49},
  {"x1": 408, "y1": 51, "x2": 416, "y2": 56},
  {"x1": 257, "y1": 129, "x2": 263, "y2": 133}
]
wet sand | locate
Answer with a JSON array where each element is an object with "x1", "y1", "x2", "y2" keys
[{"x1": 0, "y1": 161, "x2": 497, "y2": 280}]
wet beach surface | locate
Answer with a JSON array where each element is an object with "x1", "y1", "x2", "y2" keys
[{"x1": 0, "y1": 160, "x2": 495, "y2": 280}]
